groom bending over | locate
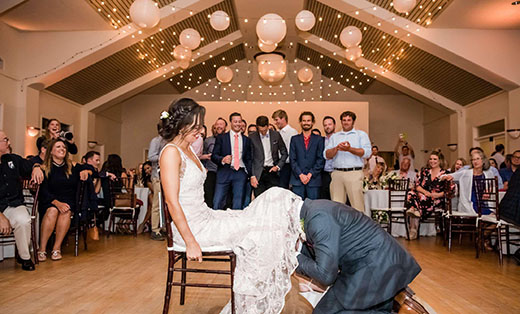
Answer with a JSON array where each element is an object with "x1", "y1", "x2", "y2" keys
[{"x1": 296, "y1": 198, "x2": 421, "y2": 313}]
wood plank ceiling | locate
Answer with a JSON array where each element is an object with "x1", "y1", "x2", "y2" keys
[
  {"x1": 306, "y1": 0, "x2": 501, "y2": 105},
  {"x1": 47, "y1": 0, "x2": 241, "y2": 104},
  {"x1": 365, "y1": 0, "x2": 454, "y2": 27}
]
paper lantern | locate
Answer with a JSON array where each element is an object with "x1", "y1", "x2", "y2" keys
[
  {"x1": 173, "y1": 45, "x2": 192, "y2": 61},
  {"x1": 178, "y1": 60, "x2": 190, "y2": 70},
  {"x1": 256, "y1": 13, "x2": 286, "y2": 45},
  {"x1": 216, "y1": 66, "x2": 233, "y2": 83},
  {"x1": 340, "y1": 26, "x2": 362, "y2": 48},
  {"x1": 210, "y1": 10, "x2": 230, "y2": 31},
  {"x1": 179, "y1": 28, "x2": 201, "y2": 50},
  {"x1": 258, "y1": 39, "x2": 277, "y2": 53},
  {"x1": 257, "y1": 53, "x2": 287, "y2": 83},
  {"x1": 345, "y1": 46, "x2": 362, "y2": 61},
  {"x1": 129, "y1": 0, "x2": 160, "y2": 29},
  {"x1": 393, "y1": 0, "x2": 417, "y2": 14},
  {"x1": 297, "y1": 67, "x2": 313, "y2": 83},
  {"x1": 295, "y1": 10, "x2": 315, "y2": 31}
]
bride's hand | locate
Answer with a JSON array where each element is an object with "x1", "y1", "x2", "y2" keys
[{"x1": 186, "y1": 242, "x2": 203, "y2": 262}]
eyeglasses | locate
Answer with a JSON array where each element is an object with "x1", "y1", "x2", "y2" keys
[
  {"x1": 512, "y1": 155, "x2": 520, "y2": 160},
  {"x1": 1, "y1": 137, "x2": 9, "y2": 143}
]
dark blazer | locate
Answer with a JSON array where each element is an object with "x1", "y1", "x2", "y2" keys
[
  {"x1": 297, "y1": 199, "x2": 421, "y2": 311},
  {"x1": 249, "y1": 130, "x2": 288, "y2": 180},
  {"x1": 289, "y1": 133, "x2": 325, "y2": 187},
  {"x1": 211, "y1": 131, "x2": 253, "y2": 178},
  {"x1": 500, "y1": 168, "x2": 520, "y2": 226}
]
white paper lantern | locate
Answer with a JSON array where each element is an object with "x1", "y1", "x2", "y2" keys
[
  {"x1": 129, "y1": 0, "x2": 160, "y2": 29},
  {"x1": 256, "y1": 13, "x2": 286, "y2": 45},
  {"x1": 354, "y1": 58, "x2": 364, "y2": 68},
  {"x1": 297, "y1": 67, "x2": 313, "y2": 83},
  {"x1": 216, "y1": 66, "x2": 233, "y2": 83},
  {"x1": 178, "y1": 60, "x2": 190, "y2": 70},
  {"x1": 340, "y1": 26, "x2": 362, "y2": 48},
  {"x1": 258, "y1": 39, "x2": 277, "y2": 53},
  {"x1": 345, "y1": 46, "x2": 362, "y2": 61},
  {"x1": 179, "y1": 28, "x2": 201, "y2": 50},
  {"x1": 393, "y1": 0, "x2": 417, "y2": 14},
  {"x1": 210, "y1": 10, "x2": 230, "y2": 31},
  {"x1": 173, "y1": 45, "x2": 192, "y2": 61},
  {"x1": 295, "y1": 10, "x2": 315, "y2": 31},
  {"x1": 257, "y1": 53, "x2": 287, "y2": 83}
]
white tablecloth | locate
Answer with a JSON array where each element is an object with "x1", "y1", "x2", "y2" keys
[{"x1": 364, "y1": 190, "x2": 437, "y2": 238}]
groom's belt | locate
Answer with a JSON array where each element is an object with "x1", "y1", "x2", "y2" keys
[{"x1": 334, "y1": 167, "x2": 362, "y2": 172}]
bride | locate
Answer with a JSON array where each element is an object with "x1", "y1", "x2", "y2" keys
[{"x1": 159, "y1": 98, "x2": 303, "y2": 313}]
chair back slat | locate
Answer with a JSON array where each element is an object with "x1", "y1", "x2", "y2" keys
[
  {"x1": 110, "y1": 177, "x2": 136, "y2": 208},
  {"x1": 473, "y1": 177, "x2": 499, "y2": 218},
  {"x1": 388, "y1": 178, "x2": 410, "y2": 208}
]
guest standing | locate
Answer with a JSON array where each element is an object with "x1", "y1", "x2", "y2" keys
[
  {"x1": 365, "y1": 145, "x2": 387, "y2": 175},
  {"x1": 147, "y1": 125, "x2": 166, "y2": 241},
  {"x1": 272, "y1": 110, "x2": 298, "y2": 189},
  {"x1": 202, "y1": 118, "x2": 226, "y2": 207},
  {"x1": 36, "y1": 118, "x2": 78, "y2": 155},
  {"x1": 321, "y1": 116, "x2": 336, "y2": 199},
  {"x1": 394, "y1": 136, "x2": 415, "y2": 171}
]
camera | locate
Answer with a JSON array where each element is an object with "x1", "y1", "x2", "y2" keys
[{"x1": 59, "y1": 130, "x2": 74, "y2": 141}]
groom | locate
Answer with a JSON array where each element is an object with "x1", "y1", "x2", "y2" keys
[{"x1": 296, "y1": 198, "x2": 421, "y2": 313}]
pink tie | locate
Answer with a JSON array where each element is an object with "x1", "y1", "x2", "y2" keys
[{"x1": 233, "y1": 134, "x2": 240, "y2": 170}]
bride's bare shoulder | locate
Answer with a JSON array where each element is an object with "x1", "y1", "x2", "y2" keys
[{"x1": 160, "y1": 144, "x2": 181, "y2": 165}]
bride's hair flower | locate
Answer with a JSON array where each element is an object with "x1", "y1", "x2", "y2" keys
[{"x1": 160, "y1": 111, "x2": 170, "y2": 120}]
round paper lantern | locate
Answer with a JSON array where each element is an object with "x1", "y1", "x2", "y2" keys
[
  {"x1": 345, "y1": 46, "x2": 362, "y2": 61},
  {"x1": 216, "y1": 66, "x2": 233, "y2": 83},
  {"x1": 178, "y1": 60, "x2": 190, "y2": 70},
  {"x1": 256, "y1": 13, "x2": 286, "y2": 45},
  {"x1": 354, "y1": 58, "x2": 364, "y2": 68},
  {"x1": 257, "y1": 53, "x2": 287, "y2": 83},
  {"x1": 258, "y1": 39, "x2": 277, "y2": 53},
  {"x1": 297, "y1": 67, "x2": 313, "y2": 83},
  {"x1": 179, "y1": 28, "x2": 201, "y2": 50},
  {"x1": 210, "y1": 10, "x2": 230, "y2": 31},
  {"x1": 340, "y1": 26, "x2": 362, "y2": 48},
  {"x1": 129, "y1": 0, "x2": 160, "y2": 29},
  {"x1": 173, "y1": 45, "x2": 192, "y2": 61},
  {"x1": 295, "y1": 10, "x2": 315, "y2": 31},
  {"x1": 393, "y1": 0, "x2": 417, "y2": 14}
]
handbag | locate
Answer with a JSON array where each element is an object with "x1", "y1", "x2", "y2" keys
[{"x1": 88, "y1": 213, "x2": 100, "y2": 241}]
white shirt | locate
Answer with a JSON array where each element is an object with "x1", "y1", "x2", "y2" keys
[
  {"x1": 324, "y1": 128, "x2": 371, "y2": 169},
  {"x1": 492, "y1": 152, "x2": 505, "y2": 168},
  {"x1": 279, "y1": 124, "x2": 298, "y2": 163},
  {"x1": 260, "y1": 132, "x2": 274, "y2": 167},
  {"x1": 229, "y1": 130, "x2": 245, "y2": 169}
]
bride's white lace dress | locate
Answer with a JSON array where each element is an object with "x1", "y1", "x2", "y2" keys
[{"x1": 161, "y1": 144, "x2": 302, "y2": 314}]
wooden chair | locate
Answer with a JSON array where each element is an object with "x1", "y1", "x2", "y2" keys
[
  {"x1": 371, "y1": 178, "x2": 410, "y2": 240},
  {"x1": 69, "y1": 181, "x2": 88, "y2": 256},
  {"x1": 0, "y1": 180, "x2": 40, "y2": 264},
  {"x1": 107, "y1": 177, "x2": 140, "y2": 237},
  {"x1": 160, "y1": 185, "x2": 236, "y2": 314},
  {"x1": 443, "y1": 181, "x2": 478, "y2": 252},
  {"x1": 417, "y1": 181, "x2": 451, "y2": 240}
]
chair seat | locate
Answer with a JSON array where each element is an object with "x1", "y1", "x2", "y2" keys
[
  {"x1": 448, "y1": 211, "x2": 477, "y2": 218},
  {"x1": 111, "y1": 206, "x2": 135, "y2": 211},
  {"x1": 172, "y1": 243, "x2": 232, "y2": 253},
  {"x1": 371, "y1": 207, "x2": 406, "y2": 212}
]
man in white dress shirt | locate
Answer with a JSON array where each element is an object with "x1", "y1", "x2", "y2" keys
[
  {"x1": 324, "y1": 111, "x2": 371, "y2": 212},
  {"x1": 272, "y1": 110, "x2": 298, "y2": 189}
]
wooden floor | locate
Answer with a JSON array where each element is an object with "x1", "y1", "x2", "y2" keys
[{"x1": 1, "y1": 234, "x2": 519, "y2": 314}]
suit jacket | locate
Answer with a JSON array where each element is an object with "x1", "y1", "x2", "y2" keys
[
  {"x1": 297, "y1": 199, "x2": 421, "y2": 311},
  {"x1": 249, "y1": 130, "x2": 288, "y2": 180},
  {"x1": 450, "y1": 168, "x2": 494, "y2": 215},
  {"x1": 289, "y1": 133, "x2": 325, "y2": 187},
  {"x1": 500, "y1": 168, "x2": 520, "y2": 226},
  {"x1": 211, "y1": 132, "x2": 253, "y2": 180}
]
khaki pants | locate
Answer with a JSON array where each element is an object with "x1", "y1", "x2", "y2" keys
[
  {"x1": 151, "y1": 177, "x2": 161, "y2": 234},
  {"x1": 3, "y1": 205, "x2": 31, "y2": 260},
  {"x1": 330, "y1": 170, "x2": 365, "y2": 212}
]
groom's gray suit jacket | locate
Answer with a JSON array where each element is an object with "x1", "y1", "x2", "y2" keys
[{"x1": 297, "y1": 199, "x2": 421, "y2": 311}]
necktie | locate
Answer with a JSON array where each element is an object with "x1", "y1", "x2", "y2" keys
[{"x1": 233, "y1": 134, "x2": 240, "y2": 170}]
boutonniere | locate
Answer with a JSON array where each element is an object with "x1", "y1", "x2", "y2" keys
[
  {"x1": 7, "y1": 161, "x2": 14, "y2": 169},
  {"x1": 299, "y1": 218, "x2": 307, "y2": 242},
  {"x1": 300, "y1": 218, "x2": 305, "y2": 232}
]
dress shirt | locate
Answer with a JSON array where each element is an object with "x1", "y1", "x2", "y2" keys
[
  {"x1": 260, "y1": 132, "x2": 274, "y2": 167},
  {"x1": 191, "y1": 136, "x2": 203, "y2": 157},
  {"x1": 279, "y1": 124, "x2": 298, "y2": 163},
  {"x1": 0, "y1": 154, "x2": 34, "y2": 212},
  {"x1": 202, "y1": 136, "x2": 217, "y2": 172},
  {"x1": 323, "y1": 135, "x2": 334, "y2": 172},
  {"x1": 229, "y1": 130, "x2": 245, "y2": 169},
  {"x1": 324, "y1": 128, "x2": 371, "y2": 169},
  {"x1": 148, "y1": 136, "x2": 166, "y2": 179}
]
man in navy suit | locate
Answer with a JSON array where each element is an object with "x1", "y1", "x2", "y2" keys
[
  {"x1": 290, "y1": 112, "x2": 325, "y2": 200},
  {"x1": 211, "y1": 112, "x2": 252, "y2": 210}
]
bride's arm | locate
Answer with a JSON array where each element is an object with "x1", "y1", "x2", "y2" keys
[{"x1": 160, "y1": 146, "x2": 203, "y2": 262}]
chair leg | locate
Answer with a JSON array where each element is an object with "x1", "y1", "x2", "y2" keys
[
  {"x1": 459, "y1": 233, "x2": 462, "y2": 245},
  {"x1": 180, "y1": 254, "x2": 187, "y2": 305},
  {"x1": 387, "y1": 212, "x2": 392, "y2": 235},
  {"x1": 476, "y1": 222, "x2": 481, "y2": 259},
  {"x1": 505, "y1": 225, "x2": 511, "y2": 256},
  {"x1": 107, "y1": 214, "x2": 113, "y2": 238},
  {"x1": 83, "y1": 224, "x2": 88, "y2": 251},
  {"x1": 31, "y1": 220, "x2": 39, "y2": 265},
  {"x1": 497, "y1": 225, "x2": 503, "y2": 265},
  {"x1": 74, "y1": 227, "x2": 79, "y2": 257},
  {"x1": 133, "y1": 218, "x2": 138, "y2": 238},
  {"x1": 163, "y1": 251, "x2": 175, "y2": 314},
  {"x1": 448, "y1": 219, "x2": 452, "y2": 252},
  {"x1": 230, "y1": 254, "x2": 236, "y2": 314},
  {"x1": 403, "y1": 214, "x2": 410, "y2": 241}
]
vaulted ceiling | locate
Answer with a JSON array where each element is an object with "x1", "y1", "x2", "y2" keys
[{"x1": 2, "y1": 0, "x2": 519, "y2": 111}]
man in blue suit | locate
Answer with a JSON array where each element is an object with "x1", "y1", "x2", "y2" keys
[
  {"x1": 290, "y1": 112, "x2": 325, "y2": 200},
  {"x1": 211, "y1": 112, "x2": 252, "y2": 210},
  {"x1": 297, "y1": 199, "x2": 421, "y2": 313}
]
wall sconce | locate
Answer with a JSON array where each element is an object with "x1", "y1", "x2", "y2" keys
[
  {"x1": 507, "y1": 128, "x2": 520, "y2": 139},
  {"x1": 27, "y1": 126, "x2": 40, "y2": 137},
  {"x1": 88, "y1": 141, "x2": 98, "y2": 149},
  {"x1": 447, "y1": 143, "x2": 458, "y2": 152}
]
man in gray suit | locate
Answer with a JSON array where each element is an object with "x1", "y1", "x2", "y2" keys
[
  {"x1": 297, "y1": 198, "x2": 421, "y2": 313},
  {"x1": 249, "y1": 116, "x2": 288, "y2": 197}
]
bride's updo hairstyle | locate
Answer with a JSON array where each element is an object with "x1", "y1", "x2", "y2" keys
[{"x1": 159, "y1": 98, "x2": 206, "y2": 141}]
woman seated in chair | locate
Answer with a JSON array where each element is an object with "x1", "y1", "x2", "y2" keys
[
  {"x1": 405, "y1": 151, "x2": 449, "y2": 239},
  {"x1": 38, "y1": 139, "x2": 88, "y2": 261},
  {"x1": 138, "y1": 161, "x2": 153, "y2": 233},
  {"x1": 363, "y1": 162, "x2": 386, "y2": 190}
]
